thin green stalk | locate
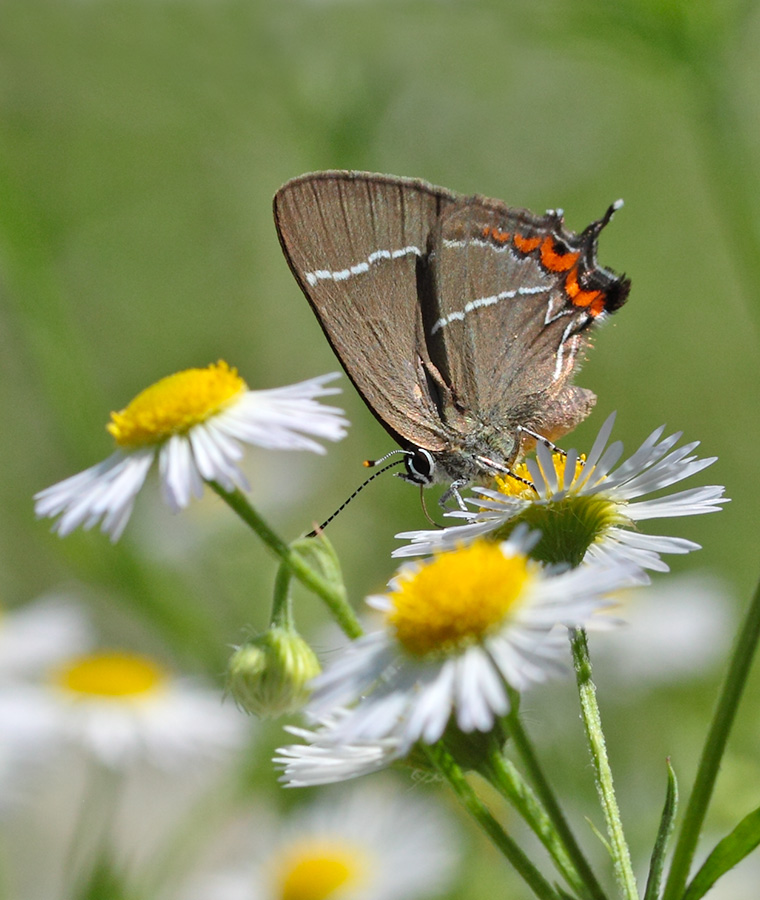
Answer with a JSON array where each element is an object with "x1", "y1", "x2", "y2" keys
[
  {"x1": 506, "y1": 699, "x2": 608, "y2": 900},
  {"x1": 210, "y1": 484, "x2": 362, "y2": 639},
  {"x1": 663, "y1": 574, "x2": 760, "y2": 900},
  {"x1": 270, "y1": 562, "x2": 294, "y2": 629},
  {"x1": 571, "y1": 628, "x2": 638, "y2": 900},
  {"x1": 484, "y1": 748, "x2": 603, "y2": 900},
  {"x1": 424, "y1": 743, "x2": 561, "y2": 900}
]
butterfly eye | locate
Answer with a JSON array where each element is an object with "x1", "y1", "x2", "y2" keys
[{"x1": 404, "y1": 448, "x2": 435, "y2": 485}]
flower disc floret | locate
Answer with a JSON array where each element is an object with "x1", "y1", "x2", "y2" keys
[
  {"x1": 107, "y1": 361, "x2": 246, "y2": 449},
  {"x1": 388, "y1": 543, "x2": 531, "y2": 657}
]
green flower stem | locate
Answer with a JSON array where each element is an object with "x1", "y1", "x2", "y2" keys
[
  {"x1": 424, "y1": 742, "x2": 562, "y2": 900},
  {"x1": 210, "y1": 484, "x2": 362, "y2": 639},
  {"x1": 484, "y1": 748, "x2": 604, "y2": 900},
  {"x1": 571, "y1": 628, "x2": 638, "y2": 900},
  {"x1": 663, "y1": 574, "x2": 760, "y2": 900},
  {"x1": 270, "y1": 562, "x2": 294, "y2": 630},
  {"x1": 505, "y1": 698, "x2": 609, "y2": 900}
]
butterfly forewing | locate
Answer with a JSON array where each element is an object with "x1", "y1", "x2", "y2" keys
[{"x1": 274, "y1": 171, "x2": 458, "y2": 450}]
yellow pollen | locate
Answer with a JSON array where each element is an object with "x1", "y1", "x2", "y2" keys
[
  {"x1": 275, "y1": 839, "x2": 367, "y2": 900},
  {"x1": 388, "y1": 542, "x2": 533, "y2": 657},
  {"x1": 107, "y1": 360, "x2": 247, "y2": 448},
  {"x1": 494, "y1": 451, "x2": 586, "y2": 498},
  {"x1": 54, "y1": 651, "x2": 167, "y2": 699}
]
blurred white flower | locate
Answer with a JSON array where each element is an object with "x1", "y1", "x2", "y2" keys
[
  {"x1": 0, "y1": 648, "x2": 246, "y2": 769},
  {"x1": 178, "y1": 780, "x2": 460, "y2": 900},
  {"x1": 592, "y1": 574, "x2": 734, "y2": 686}
]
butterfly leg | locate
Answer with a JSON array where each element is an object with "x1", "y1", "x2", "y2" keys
[
  {"x1": 438, "y1": 479, "x2": 469, "y2": 511},
  {"x1": 517, "y1": 426, "x2": 568, "y2": 458}
]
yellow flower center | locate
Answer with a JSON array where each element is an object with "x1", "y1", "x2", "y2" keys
[
  {"x1": 107, "y1": 361, "x2": 246, "y2": 448},
  {"x1": 388, "y1": 542, "x2": 532, "y2": 657},
  {"x1": 275, "y1": 839, "x2": 368, "y2": 900},
  {"x1": 54, "y1": 651, "x2": 167, "y2": 699},
  {"x1": 494, "y1": 451, "x2": 585, "y2": 498},
  {"x1": 491, "y1": 452, "x2": 626, "y2": 567}
]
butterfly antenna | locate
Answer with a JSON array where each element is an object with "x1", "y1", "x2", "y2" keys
[{"x1": 306, "y1": 454, "x2": 407, "y2": 538}]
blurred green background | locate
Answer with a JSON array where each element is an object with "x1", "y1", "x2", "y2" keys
[{"x1": 2, "y1": 0, "x2": 760, "y2": 896}]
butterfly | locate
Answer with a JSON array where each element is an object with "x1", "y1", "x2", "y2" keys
[{"x1": 274, "y1": 170, "x2": 629, "y2": 502}]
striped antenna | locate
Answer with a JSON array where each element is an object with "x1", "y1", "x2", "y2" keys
[{"x1": 306, "y1": 454, "x2": 407, "y2": 537}]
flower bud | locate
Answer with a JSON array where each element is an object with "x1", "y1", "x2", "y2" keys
[{"x1": 227, "y1": 627, "x2": 321, "y2": 718}]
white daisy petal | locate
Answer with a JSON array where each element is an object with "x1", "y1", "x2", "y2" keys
[
  {"x1": 160, "y1": 434, "x2": 203, "y2": 511},
  {"x1": 626, "y1": 486, "x2": 727, "y2": 519},
  {"x1": 407, "y1": 661, "x2": 457, "y2": 746},
  {"x1": 580, "y1": 411, "x2": 617, "y2": 473},
  {"x1": 34, "y1": 451, "x2": 155, "y2": 541}
]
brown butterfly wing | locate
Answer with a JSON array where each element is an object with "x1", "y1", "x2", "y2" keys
[{"x1": 274, "y1": 171, "x2": 458, "y2": 451}]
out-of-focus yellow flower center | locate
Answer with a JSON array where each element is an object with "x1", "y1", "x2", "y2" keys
[
  {"x1": 494, "y1": 451, "x2": 586, "y2": 498},
  {"x1": 388, "y1": 542, "x2": 532, "y2": 657},
  {"x1": 107, "y1": 361, "x2": 246, "y2": 448},
  {"x1": 54, "y1": 651, "x2": 167, "y2": 699},
  {"x1": 275, "y1": 839, "x2": 367, "y2": 900}
]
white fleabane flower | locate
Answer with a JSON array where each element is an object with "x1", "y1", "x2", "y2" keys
[
  {"x1": 0, "y1": 649, "x2": 247, "y2": 769},
  {"x1": 279, "y1": 530, "x2": 646, "y2": 784},
  {"x1": 395, "y1": 413, "x2": 727, "y2": 571},
  {"x1": 34, "y1": 363, "x2": 348, "y2": 541},
  {"x1": 179, "y1": 780, "x2": 459, "y2": 900}
]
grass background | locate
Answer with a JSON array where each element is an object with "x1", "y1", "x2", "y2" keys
[{"x1": 1, "y1": 0, "x2": 760, "y2": 897}]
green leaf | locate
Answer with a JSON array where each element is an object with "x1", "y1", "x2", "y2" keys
[
  {"x1": 683, "y1": 805, "x2": 760, "y2": 900},
  {"x1": 644, "y1": 759, "x2": 679, "y2": 900}
]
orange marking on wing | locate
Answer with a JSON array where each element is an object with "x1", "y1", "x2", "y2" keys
[
  {"x1": 565, "y1": 268, "x2": 603, "y2": 310},
  {"x1": 513, "y1": 233, "x2": 542, "y2": 254},
  {"x1": 482, "y1": 225, "x2": 510, "y2": 244},
  {"x1": 540, "y1": 236, "x2": 579, "y2": 272}
]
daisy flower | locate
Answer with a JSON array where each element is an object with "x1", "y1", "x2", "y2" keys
[
  {"x1": 0, "y1": 648, "x2": 247, "y2": 769},
  {"x1": 395, "y1": 413, "x2": 727, "y2": 571},
  {"x1": 178, "y1": 780, "x2": 459, "y2": 900},
  {"x1": 278, "y1": 529, "x2": 646, "y2": 782},
  {"x1": 34, "y1": 362, "x2": 348, "y2": 541},
  {"x1": 0, "y1": 643, "x2": 253, "y2": 900}
]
